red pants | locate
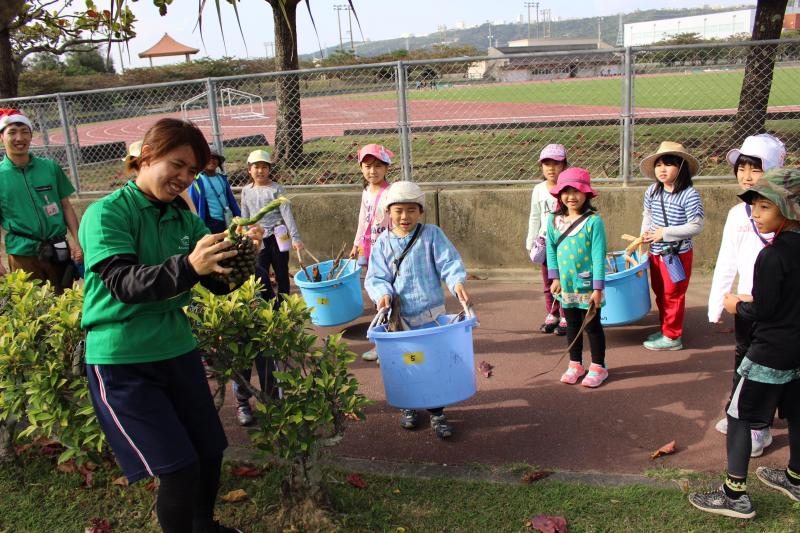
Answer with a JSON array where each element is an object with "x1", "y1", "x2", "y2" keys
[{"x1": 649, "y1": 249, "x2": 693, "y2": 340}]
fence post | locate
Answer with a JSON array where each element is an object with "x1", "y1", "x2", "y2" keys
[
  {"x1": 206, "y1": 78, "x2": 224, "y2": 155},
  {"x1": 55, "y1": 94, "x2": 80, "y2": 195},
  {"x1": 620, "y1": 47, "x2": 634, "y2": 186},
  {"x1": 395, "y1": 61, "x2": 412, "y2": 181}
]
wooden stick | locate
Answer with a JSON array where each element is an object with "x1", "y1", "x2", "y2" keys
[
  {"x1": 606, "y1": 254, "x2": 616, "y2": 274},
  {"x1": 621, "y1": 233, "x2": 638, "y2": 242},
  {"x1": 325, "y1": 242, "x2": 348, "y2": 280},
  {"x1": 624, "y1": 254, "x2": 638, "y2": 269},
  {"x1": 624, "y1": 235, "x2": 644, "y2": 255},
  {"x1": 303, "y1": 249, "x2": 322, "y2": 264},
  {"x1": 332, "y1": 258, "x2": 353, "y2": 280},
  {"x1": 296, "y1": 249, "x2": 312, "y2": 282}
]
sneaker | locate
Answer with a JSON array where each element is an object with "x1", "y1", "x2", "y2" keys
[
  {"x1": 362, "y1": 349, "x2": 378, "y2": 361},
  {"x1": 646, "y1": 331, "x2": 663, "y2": 342},
  {"x1": 750, "y1": 428, "x2": 773, "y2": 457},
  {"x1": 236, "y1": 404, "x2": 254, "y2": 426},
  {"x1": 643, "y1": 335, "x2": 683, "y2": 351},
  {"x1": 688, "y1": 486, "x2": 755, "y2": 519},
  {"x1": 560, "y1": 361, "x2": 585, "y2": 385},
  {"x1": 715, "y1": 417, "x2": 728, "y2": 435},
  {"x1": 755, "y1": 467, "x2": 800, "y2": 502},
  {"x1": 399, "y1": 409, "x2": 419, "y2": 429},
  {"x1": 581, "y1": 363, "x2": 609, "y2": 388},
  {"x1": 555, "y1": 317, "x2": 567, "y2": 336},
  {"x1": 539, "y1": 314, "x2": 558, "y2": 334},
  {"x1": 430, "y1": 414, "x2": 453, "y2": 439}
]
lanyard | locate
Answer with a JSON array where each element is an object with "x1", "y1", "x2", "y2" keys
[{"x1": 204, "y1": 174, "x2": 228, "y2": 207}]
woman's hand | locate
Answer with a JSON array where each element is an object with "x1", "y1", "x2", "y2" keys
[
  {"x1": 293, "y1": 241, "x2": 304, "y2": 251},
  {"x1": 188, "y1": 232, "x2": 236, "y2": 276},
  {"x1": 71, "y1": 244, "x2": 84, "y2": 263},
  {"x1": 642, "y1": 227, "x2": 664, "y2": 243},
  {"x1": 550, "y1": 279, "x2": 561, "y2": 295},
  {"x1": 378, "y1": 294, "x2": 391, "y2": 310},
  {"x1": 349, "y1": 245, "x2": 360, "y2": 260},
  {"x1": 454, "y1": 283, "x2": 469, "y2": 305},
  {"x1": 723, "y1": 293, "x2": 741, "y2": 315},
  {"x1": 590, "y1": 289, "x2": 603, "y2": 307}
]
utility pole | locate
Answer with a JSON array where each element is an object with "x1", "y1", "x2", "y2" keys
[
  {"x1": 524, "y1": 2, "x2": 536, "y2": 40},
  {"x1": 534, "y1": 2, "x2": 540, "y2": 40},
  {"x1": 487, "y1": 21, "x2": 494, "y2": 49},
  {"x1": 347, "y1": 5, "x2": 354, "y2": 52},
  {"x1": 263, "y1": 41, "x2": 274, "y2": 58},
  {"x1": 334, "y1": 5, "x2": 348, "y2": 52}
]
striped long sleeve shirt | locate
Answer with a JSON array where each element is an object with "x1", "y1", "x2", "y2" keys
[{"x1": 641, "y1": 184, "x2": 704, "y2": 255}]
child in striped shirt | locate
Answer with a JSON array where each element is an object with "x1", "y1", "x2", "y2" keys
[{"x1": 639, "y1": 142, "x2": 704, "y2": 351}]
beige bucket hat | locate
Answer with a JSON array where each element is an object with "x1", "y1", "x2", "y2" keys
[{"x1": 639, "y1": 141, "x2": 700, "y2": 179}]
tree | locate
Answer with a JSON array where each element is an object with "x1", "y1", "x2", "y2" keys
[
  {"x1": 64, "y1": 45, "x2": 115, "y2": 76},
  {"x1": 729, "y1": 0, "x2": 789, "y2": 145},
  {"x1": 0, "y1": 1, "x2": 135, "y2": 98}
]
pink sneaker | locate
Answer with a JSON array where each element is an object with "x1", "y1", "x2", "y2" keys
[
  {"x1": 581, "y1": 363, "x2": 609, "y2": 388},
  {"x1": 560, "y1": 361, "x2": 585, "y2": 384}
]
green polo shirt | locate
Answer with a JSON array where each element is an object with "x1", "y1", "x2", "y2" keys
[
  {"x1": 0, "y1": 154, "x2": 75, "y2": 256},
  {"x1": 79, "y1": 181, "x2": 209, "y2": 364}
]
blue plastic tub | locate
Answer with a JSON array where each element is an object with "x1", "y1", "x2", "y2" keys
[
  {"x1": 368, "y1": 314, "x2": 478, "y2": 409},
  {"x1": 293, "y1": 259, "x2": 363, "y2": 326},
  {"x1": 601, "y1": 250, "x2": 651, "y2": 327}
]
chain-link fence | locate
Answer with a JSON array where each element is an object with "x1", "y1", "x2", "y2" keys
[{"x1": 1, "y1": 39, "x2": 798, "y2": 193}]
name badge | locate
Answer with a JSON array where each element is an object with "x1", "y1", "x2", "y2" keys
[{"x1": 43, "y1": 202, "x2": 59, "y2": 217}]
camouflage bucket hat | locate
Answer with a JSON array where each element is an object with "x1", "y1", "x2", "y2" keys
[{"x1": 738, "y1": 167, "x2": 800, "y2": 221}]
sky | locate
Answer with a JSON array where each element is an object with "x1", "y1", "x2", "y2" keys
[{"x1": 116, "y1": 0, "x2": 752, "y2": 70}]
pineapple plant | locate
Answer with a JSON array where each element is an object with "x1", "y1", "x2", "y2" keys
[{"x1": 209, "y1": 197, "x2": 289, "y2": 288}]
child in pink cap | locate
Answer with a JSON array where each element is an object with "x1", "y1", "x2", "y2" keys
[
  {"x1": 526, "y1": 144, "x2": 568, "y2": 336},
  {"x1": 545, "y1": 168, "x2": 609, "y2": 388},
  {"x1": 350, "y1": 143, "x2": 394, "y2": 361}
]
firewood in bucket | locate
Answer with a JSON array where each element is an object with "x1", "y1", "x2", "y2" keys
[
  {"x1": 326, "y1": 242, "x2": 348, "y2": 280},
  {"x1": 296, "y1": 249, "x2": 313, "y2": 282},
  {"x1": 311, "y1": 264, "x2": 322, "y2": 282},
  {"x1": 386, "y1": 297, "x2": 409, "y2": 332}
]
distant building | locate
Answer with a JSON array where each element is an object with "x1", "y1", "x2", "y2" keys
[
  {"x1": 623, "y1": 10, "x2": 756, "y2": 46},
  {"x1": 468, "y1": 39, "x2": 617, "y2": 82}
]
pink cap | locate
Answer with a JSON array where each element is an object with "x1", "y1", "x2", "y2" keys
[
  {"x1": 539, "y1": 143, "x2": 567, "y2": 162},
  {"x1": 358, "y1": 143, "x2": 394, "y2": 164},
  {"x1": 549, "y1": 167, "x2": 597, "y2": 198}
]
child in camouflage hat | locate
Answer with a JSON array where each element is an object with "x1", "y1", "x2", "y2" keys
[{"x1": 690, "y1": 168, "x2": 800, "y2": 520}]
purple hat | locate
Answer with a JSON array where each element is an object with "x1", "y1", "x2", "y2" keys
[
  {"x1": 539, "y1": 143, "x2": 567, "y2": 162},
  {"x1": 549, "y1": 167, "x2": 597, "y2": 198}
]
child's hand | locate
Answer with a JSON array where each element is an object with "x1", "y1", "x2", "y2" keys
[
  {"x1": 550, "y1": 279, "x2": 561, "y2": 295},
  {"x1": 378, "y1": 294, "x2": 391, "y2": 311},
  {"x1": 723, "y1": 293, "x2": 741, "y2": 315},
  {"x1": 245, "y1": 225, "x2": 265, "y2": 247},
  {"x1": 736, "y1": 294, "x2": 753, "y2": 303},
  {"x1": 454, "y1": 283, "x2": 469, "y2": 305},
  {"x1": 590, "y1": 289, "x2": 602, "y2": 308},
  {"x1": 349, "y1": 245, "x2": 359, "y2": 259},
  {"x1": 642, "y1": 228, "x2": 664, "y2": 243},
  {"x1": 292, "y1": 241, "x2": 304, "y2": 251}
]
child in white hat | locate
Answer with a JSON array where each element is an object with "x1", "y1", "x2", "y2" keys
[
  {"x1": 706, "y1": 133, "x2": 786, "y2": 456},
  {"x1": 365, "y1": 181, "x2": 470, "y2": 439}
]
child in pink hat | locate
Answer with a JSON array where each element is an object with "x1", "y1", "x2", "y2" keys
[
  {"x1": 526, "y1": 144, "x2": 569, "y2": 336},
  {"x1": 350, "y1": 143, "x2": 394, "y2": 361},
  {"x1": 545, "y1": 168, "x2": 609, "y2": 388}
]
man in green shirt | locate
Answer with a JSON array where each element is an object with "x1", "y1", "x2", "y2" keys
[{"x1": 0, "y1": 108, "x2": 82, "y2": 292}]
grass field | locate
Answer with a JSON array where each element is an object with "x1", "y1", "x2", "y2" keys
[
  {"x1": 360, "y1": 66, "x2": 800, "y2": 111},
  {"x1": 2, "y1": 453, "x2": 799, "y2": 532}
]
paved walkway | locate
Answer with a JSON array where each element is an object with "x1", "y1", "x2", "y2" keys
[{"x1": 221, "y1": 276, "x2": 790, "y2": 476}]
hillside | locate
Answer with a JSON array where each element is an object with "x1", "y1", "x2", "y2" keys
[{"x1": 301, "y1": 4, "x2": 756, "y2": 59}]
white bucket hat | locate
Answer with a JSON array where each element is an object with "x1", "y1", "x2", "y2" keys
[
  {"x1": 726, "y1": 133, "x2": 786, "y2": 172},
  {"x1": 376, "y1": 181, "x2": 425, "y2": 224}
]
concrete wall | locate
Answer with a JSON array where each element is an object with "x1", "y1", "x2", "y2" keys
[{"x1": 71, "y1": 183, "x2": 739, "y2": 273}]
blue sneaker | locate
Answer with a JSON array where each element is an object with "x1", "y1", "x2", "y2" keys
[{"x1": 643, "y1": 335, "x2": 683, "y2": 351}]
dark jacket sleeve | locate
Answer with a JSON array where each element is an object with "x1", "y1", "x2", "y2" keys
[
  {"x1": 737, "y1": 249, "x2": 782, "y2": 323},
  {"x1": 92, "y1": 254, "x2": 233, "y2": 303}
]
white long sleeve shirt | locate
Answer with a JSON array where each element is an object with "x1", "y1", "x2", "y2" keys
[
  {"x1": 525, "y1": 181, "x2": 557, "y2": 251},
  {"x1": 707, "y1": 202, "x2": 772, "y2": 323}
]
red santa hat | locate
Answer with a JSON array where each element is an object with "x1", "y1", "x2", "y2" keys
[{"x1": 0, "y1": 108, "x2": 33, "y2": 132}]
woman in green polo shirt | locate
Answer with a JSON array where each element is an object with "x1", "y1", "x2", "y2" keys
[{"x1": 79, "y1": 118, "x2": 256, "y2": 533}]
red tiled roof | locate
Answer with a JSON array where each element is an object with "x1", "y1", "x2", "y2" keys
[{"x1": 138, "y1": 33, "x2": 200, "y2": 58}]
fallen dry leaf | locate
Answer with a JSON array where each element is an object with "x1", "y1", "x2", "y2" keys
[
  {"x1": 112, "y1": 476, "x2": 129, "y2": 487},
  {"x1": 392, "y1": 488, "x2": 401, "y2": 494},
  {"x1": 220, "y1": 489, "x2": 249, "y2": 503},
  {"x1": 231, "y1": 466, "x2": 263, "y2": 478},
  {"x1": 650, "y1": 440, "x2": 677, "y2": 460},
  {"x1": 521, "y1": 470, "x2": 553, "y2": 484},
  {"x1": 344, "y1": 412, "x2": 361, "y2": 421},
  {"x1": 478, "y1": 360, "x2": 494, "y2": 378},
  {"x1": 57, "y1": 461, "x2": 77, "y2": 474},
  {"x1": 346, "y1": 473, "x2": 367, "y2": 489},
  {"x1": 79, "y1": 466, "x2": 94, "y2": 488},
  {"x1": 525, "y1": 514, "x2": 568, "y2": 533},
  {"x1": 84, "y1": 517, "x2": 112, "y2": 533},
  {"x1": 144, "y1": 479, "x2": 158, "y2": 492}
]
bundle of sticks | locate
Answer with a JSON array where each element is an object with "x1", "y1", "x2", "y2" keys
[
  {"x1": 605, "y1": 234, "x2": 648, "y2": 275},
  {"x1": 295, "y1": 242, "x2": 352, "y2": 283}
]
